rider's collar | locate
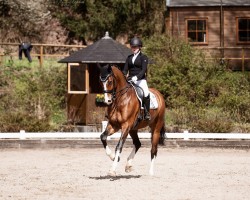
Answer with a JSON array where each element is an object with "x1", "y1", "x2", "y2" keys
[{"x1": 134, "y1": 51, "x2": 140, "y2": 56}]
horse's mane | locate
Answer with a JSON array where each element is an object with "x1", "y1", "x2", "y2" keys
[{"x1": 111, "y1": 65, "x2": 127, "y2": 85}]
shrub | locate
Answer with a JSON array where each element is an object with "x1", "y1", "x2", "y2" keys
[
  {"x1": 0, "y1": 62, "x2": 67, "y2": 132},
  {"x1": 0, "y1": 112, "x2": 51, "y2": 132},
  {"x1": 144, "y1": 35, "x2": 249, "y2": 132},
  {"x1": 191, "y1": 109, "x2": 233, "y2": 133},
  {"x1": 168, "y1": 107, "x2": 233, "y2": 133},
  {"x1": 213, "y1": 72, "x2": 250, "y2": 123}
]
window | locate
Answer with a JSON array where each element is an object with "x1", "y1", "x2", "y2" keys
[
  {"x1": 68, "y1": 63, "x2": 89, "y2": 94},
  {"x1": 237, "y1": 18, "x2": 250, "y2": 43},
  {"x1": 186, "y1": 19, "x2": 208, "y2": 44}
]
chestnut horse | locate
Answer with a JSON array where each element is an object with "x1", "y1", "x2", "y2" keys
[{"x1": 99, "y1": 65, "x2": 165, "y2": 176}]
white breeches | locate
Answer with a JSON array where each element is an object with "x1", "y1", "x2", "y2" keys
[{"x1": 134, "y1": 79, "x2": 149, "y2": 97}]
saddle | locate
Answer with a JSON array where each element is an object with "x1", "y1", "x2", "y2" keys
[
  {"x1": 131, "y1": 83, "x2": 158, "y2": 109},
  {"x1": 130, "y1": 82, "x2": 159, "y2": 127}
]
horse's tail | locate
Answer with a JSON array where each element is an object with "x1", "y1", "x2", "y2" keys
[{"x1": 159, "y1": 124, "x2": 166, "y2": 145}]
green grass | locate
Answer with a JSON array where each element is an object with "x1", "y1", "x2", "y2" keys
[{"x1": 1, "y1": 56, "x2": 66, "y2": 69}]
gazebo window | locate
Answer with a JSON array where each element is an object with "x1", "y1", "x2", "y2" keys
[
  {"x1": 186, "y1": 19, "x2": 208, "y2": 44},
  {"x1": 68, "y1": 63, "x2": 89, "y2": 94},
  {"x1": 237, "y1": 18, "x2": 250, "y2": 43}
]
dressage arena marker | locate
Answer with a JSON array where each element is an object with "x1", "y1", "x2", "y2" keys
[{"x1": 0, "y1": 130, "x2": 249, "y2": 140}]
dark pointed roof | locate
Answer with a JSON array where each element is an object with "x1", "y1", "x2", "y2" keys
[{"x1": 59, "y1": 32, "x2": 132, "y2": 63}]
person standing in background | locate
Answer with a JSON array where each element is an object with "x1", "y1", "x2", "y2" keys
[{"x1": 19, "y1": 42, "x2": 32, "y2": 62}]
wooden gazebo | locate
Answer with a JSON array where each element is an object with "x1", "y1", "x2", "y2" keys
[{"x1": 59, "y1": 32, "x2": 132, "y2": 125}]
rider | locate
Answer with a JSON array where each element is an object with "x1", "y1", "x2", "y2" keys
[{"x1": 122, "y1": 37, "x2": 151, "y2": 120}]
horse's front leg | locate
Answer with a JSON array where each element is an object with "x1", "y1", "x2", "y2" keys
[
  {"x1": 108, "y1": 126, "x2": 130, "y2": 176},
  {"x1": 100, "y1": 123, "x2": 117, "y2": 161}
]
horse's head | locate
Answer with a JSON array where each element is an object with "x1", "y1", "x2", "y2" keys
[
  {"x1": 98, "y1": 64, "x2": 128, "y2": 105},
  {"x1": 98, "y1": 64, "x2": 115, "y2": 105}
]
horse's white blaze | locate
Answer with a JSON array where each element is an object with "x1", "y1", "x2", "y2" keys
[
  {"x1": 149, "y1": 156, "x2": 156, "y2": 176},
  {"x1": 126, "y1": 147, "x2": 136, "y2": 167},
  {"x1": 103, "y1": 81, "x2": 112, "y2": 104}
]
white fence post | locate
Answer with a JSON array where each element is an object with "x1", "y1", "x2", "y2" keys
[
  {"x1": 20, "y1": 130, "x2": 26, "y2": 139},
  {"x1": 183, "y1": 130, "x2": 189, "y2": 140}
]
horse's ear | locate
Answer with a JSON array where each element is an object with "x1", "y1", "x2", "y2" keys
[
  {"x1": 107, "y1": 64, "x2": 112, "y2": 73},
  {"x1": 113, "y1": 64, "x2": 121, "y2": 70}
]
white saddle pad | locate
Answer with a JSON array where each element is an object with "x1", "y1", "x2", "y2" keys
[
  {"x1": 132, "y1": 85, "x2": 158, "y2": 110},
  {"x1": 149, "y1": 92, "x2": 158, "y2": 109},
  {"x1": 137, "y1": 92, "x2": 158, "y2": 110}
]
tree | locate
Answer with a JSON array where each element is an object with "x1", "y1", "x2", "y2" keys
[{"x1": 50, "y1": 0, "x2": 166, "y2": 42}]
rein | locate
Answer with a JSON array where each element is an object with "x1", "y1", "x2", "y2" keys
[{"x1": 100, "y1": 73, "x2": 132, "y2": 100}]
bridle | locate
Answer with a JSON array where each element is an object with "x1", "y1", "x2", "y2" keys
[
  {"x1": 100, "y1": 73, "x2": 116, "y2": 99},
  {"x1": 99, "y1": 72, "x2": 132, "y2": 101}
]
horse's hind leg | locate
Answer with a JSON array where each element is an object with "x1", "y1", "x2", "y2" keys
[
  {"x1": 149, "y1": 128, "x2": 160, "y2": 176},
  {"x1": 125, "y1": 130, "x2": 141, "y2": 173}
]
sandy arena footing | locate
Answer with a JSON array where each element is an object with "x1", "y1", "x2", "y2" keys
[{"x1": 0, "y1": 147, "x2": 250, "y2": 200}]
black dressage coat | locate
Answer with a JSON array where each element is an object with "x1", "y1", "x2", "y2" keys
[{"x1": 122, "y1": 52, "x2": 148, "y2": 80}]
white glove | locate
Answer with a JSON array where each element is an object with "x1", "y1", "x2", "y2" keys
[{"x1": 132, "y1": 76, "x2": 138, "y2": 82}]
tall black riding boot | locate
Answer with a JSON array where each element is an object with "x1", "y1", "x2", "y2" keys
[{"x1": 143, "y1": 95, "x2": 151, "y2": 120}]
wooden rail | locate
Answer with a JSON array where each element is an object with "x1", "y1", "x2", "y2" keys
[
  {"x1": 0, "y1": 42, "x2": 87, "y2": 48},
  {"x1": 198, "y1": 46, "x2": 250, "y2": 71},
  {"x1": 0, "y1": 43, "x2": 87, "y2": 67},
  {"x1": 0, "y1": 43, "x2": 249, "y2": 70}
]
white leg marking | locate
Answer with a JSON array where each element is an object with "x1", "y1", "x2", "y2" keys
[
  {"x1": 149, "y1": 156, "x2": 156, "y2": 176},
  {"x1": 126, "y1": 147, "x2": 136, "y2": 167},
  {"x1": 110, "y1": 151, "x2": 120, "y2": 174},
  {"x1": 125, "y1": 147, "x2": 136, "y2": 173},
  {"x1": 105, "y1": 146, "x2": 115, "y2": 161}
]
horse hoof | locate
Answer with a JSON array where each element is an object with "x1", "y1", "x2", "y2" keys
[
  {"x1": 109, "y1": 154, "x2": 115, "y2": 161},
  {"x1": 110, "y1": 155, "x2": 120, "y2": 162},
  {"x1": 107, "y1": 171, "x2": 116, "y2": 177},
  {"x1": 125, "y1": 166, "x2": 133, "y2": 173}
]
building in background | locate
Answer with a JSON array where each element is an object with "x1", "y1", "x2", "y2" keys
[{"x1": 166, "y1": 0, "x2": 250, "y2": 71}]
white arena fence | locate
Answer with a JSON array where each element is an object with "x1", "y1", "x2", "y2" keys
[{"x1": 0, "y1": 130, "x2": 249, "y2": 140}]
